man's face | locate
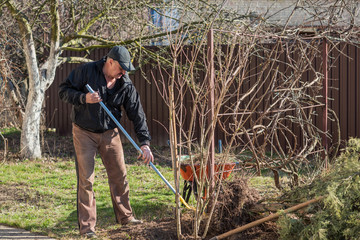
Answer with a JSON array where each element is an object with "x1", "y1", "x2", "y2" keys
[{"x1": 109, "y1": 58, "x2": 126, "y2": 79}]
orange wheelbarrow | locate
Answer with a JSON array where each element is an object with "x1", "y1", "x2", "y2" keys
[{"x1": 180, "y1": 162, "x2": 236, "y2": 203}]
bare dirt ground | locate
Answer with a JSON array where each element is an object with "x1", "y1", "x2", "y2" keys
[
  {"x1": 106, "y1": 178, "x2": 279, "y2": 240},
  {"x1": 107, "y1": 216, "x2": 278, "y2": 240},
  {"x1": 0, "y1": 131, "x2": 279, "y2": 240}
]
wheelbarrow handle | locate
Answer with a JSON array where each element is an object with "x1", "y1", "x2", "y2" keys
[{"x1": 85, "y1": 84, "x2": 193, "y2": 210}]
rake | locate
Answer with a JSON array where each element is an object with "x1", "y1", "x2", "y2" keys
[{"x1": 85, "y1": 84, "x2": 195, "y2": 211}]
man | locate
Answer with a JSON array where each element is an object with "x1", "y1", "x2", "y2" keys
[{"x1": 58, "y1": 46, "x2": 154, "y2": 238}]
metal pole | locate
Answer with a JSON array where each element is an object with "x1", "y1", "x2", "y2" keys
[{"x1": 322, "y1": 38, "x2": 329, "y2": 168}]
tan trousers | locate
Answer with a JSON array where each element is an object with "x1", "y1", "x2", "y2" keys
[{"x1": 72, "y1": 123, "x2": 134, "y2": 234}]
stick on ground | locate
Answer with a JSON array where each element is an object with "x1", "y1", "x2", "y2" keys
[{"x1": 209, "y1": 196, "x2": 324, "y2": 240}]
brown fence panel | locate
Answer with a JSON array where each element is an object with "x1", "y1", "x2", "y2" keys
[
  {"x1": 348, "y1": 44, "x2": 356, "y2": 139},
  {"x1": 329, "y1": 43, "x2": 340, "y2": 146},
  {"x1": 46, "y1": 43, "x2": 360, "y2": 148}
]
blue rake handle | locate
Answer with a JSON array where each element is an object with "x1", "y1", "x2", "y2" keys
[{"x1": 85, "y1": 84, "x2": 194, "y2": 209}]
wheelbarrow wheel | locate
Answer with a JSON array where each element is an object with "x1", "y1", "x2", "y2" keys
[
  {"x1": 182, "y1": 180, "x2": 200, "y2": 204},
  {"x1": 182, "y1": 180, "x2": 192, "y2": 204}
]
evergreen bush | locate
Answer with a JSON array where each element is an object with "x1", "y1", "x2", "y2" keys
[{"x1": 278, "y1": 138, "x2": 360, "y2": 240}]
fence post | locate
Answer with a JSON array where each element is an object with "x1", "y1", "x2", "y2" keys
[{"x1": 322, "y1": 38, "x2": 329, "y2": 168}]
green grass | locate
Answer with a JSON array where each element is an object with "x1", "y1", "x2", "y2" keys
[
  {"x1": 0, "y1": 127, "x2": 20, "y2": 135},
  {"x1": 249, "y1": 175, "x2": 280, "y2": 200},
  {"x1": 0, "y1": 157, "x2": 177, "y2": 239}
]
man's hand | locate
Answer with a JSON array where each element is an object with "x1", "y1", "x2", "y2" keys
[
  {"x1": 138, "y1": 145, "x2": 154, "y2": 165},
  {"x1": 86, "y1": 91, "x2": 102, "y2": 104}
]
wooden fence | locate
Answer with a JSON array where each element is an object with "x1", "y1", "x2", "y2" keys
[{"x1": 45, "y1": 43, "x2": 360, "y2": 148}]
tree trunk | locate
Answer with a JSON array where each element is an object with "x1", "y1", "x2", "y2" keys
[
  {"x1": 21, "y1": 86, "x2": 44, "y2": 158},
  {"x1": 19, "y1": 26, "x2": 43, "y2": 159}
]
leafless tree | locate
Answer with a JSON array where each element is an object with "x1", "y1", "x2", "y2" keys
[{"x1": 151, "y1": 0, "x2": 359, "y2": 238}]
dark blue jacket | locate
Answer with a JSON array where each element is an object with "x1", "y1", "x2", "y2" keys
[{"x1": 58, "y1": 58, "x2": 151, "y2": 146}]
